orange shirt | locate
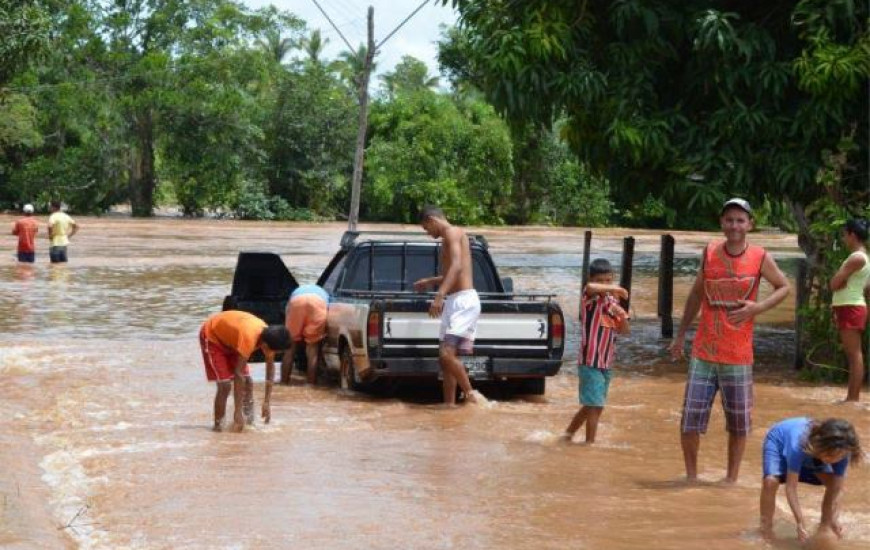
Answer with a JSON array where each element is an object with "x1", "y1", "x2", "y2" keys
[
  {"x1": 202, "y1": 311, "x2": 267, "y2": 360},
  {"x1": 692, "y1": 241, "x2": 767, "y2": 365},
  {"x1": 12, "y1": 217, "x2": 38, "y2": 253}
]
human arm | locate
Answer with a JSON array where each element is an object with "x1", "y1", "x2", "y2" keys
[
  {"x1": 784, "y1": 472, "x2": 808, "y2": 542},
  {"x1": 728, "y1": 254, "x2": 791, "y2": 324},
  {"x1": 585, "y1": 282, "x2": 629, "y2": 301},
  {"x1": 668, "y1": 273, "x2": 704, "y2": 360},
  {"x1": 11, "y1": 222, "x2": 18, "y2": 235},
  {"x1": 262, "y1": 352, "x2": 275, "y2": 423},
  {"x1": 830, "y1": 253, "x2": 865, "y2": 291},
  {"x1": 68, "y1": 220, "x2": 79, "y2": 239},
  {"x1": 820, "y1": 475, "x2": 844, "y2": 537},
  {"x1": 413, "y1": 275, "x2": 444, "y2": 292},
  {"x1": 231, "y1": 356, "x2": 247, "y2": 432}
]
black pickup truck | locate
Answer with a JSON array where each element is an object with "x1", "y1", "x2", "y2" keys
[{"x1": 223, "y1": 231, "x2": 565, "y2": 395}]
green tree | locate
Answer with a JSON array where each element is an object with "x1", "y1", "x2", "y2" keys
[
  {"x1": 364, "y1": 87, "x2": 513, "y2": 224},
  {"x1": 439, "y1": 1, "x2": 868, "y2": 230},
  {"x1": 379, "y1": 55, "x2": 440, "y2": 98}
]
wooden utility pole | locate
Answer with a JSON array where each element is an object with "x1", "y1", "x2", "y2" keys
[{"x1": 348, "y1": 7, "x2": 375, "y2": 232}]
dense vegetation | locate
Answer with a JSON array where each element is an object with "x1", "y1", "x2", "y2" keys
[{"x1": 0, "y1": 0, "x2": 609, "y2": 226}]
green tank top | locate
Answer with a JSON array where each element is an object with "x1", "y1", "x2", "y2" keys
[{"x1": 832, "y1": 250, "x2": 870, "y2": 306}]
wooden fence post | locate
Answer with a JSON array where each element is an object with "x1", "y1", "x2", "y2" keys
[
  {"x1": 581, "y1": 230, "x2": 592, "y2": 293},
  {"x1": 658, "y1": 234, "x2": 675, "y2": 338},
  {"x1": 619, "y1": 236, "x2": 635, "y2": 311}
]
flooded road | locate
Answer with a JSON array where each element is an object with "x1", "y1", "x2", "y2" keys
[{"x1": 0, "y1": 216, "x2": 867, "y2": 550}]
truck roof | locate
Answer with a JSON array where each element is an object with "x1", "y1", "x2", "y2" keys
[{"x1": 340, "y1": 230, "x2": 489, "y2": 250}]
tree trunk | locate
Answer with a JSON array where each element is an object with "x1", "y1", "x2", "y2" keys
[{"x1": 128, "y1": 109, "x2": 156, "y2": 217}]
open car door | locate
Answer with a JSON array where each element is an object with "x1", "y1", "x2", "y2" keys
[{"x1": 223, "y1": 252, "x2": 299, "y2": 327}]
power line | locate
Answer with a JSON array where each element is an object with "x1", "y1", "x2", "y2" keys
[
  {"x1": 376, "y1": 0, "x2": 430, "y2": 50},
  {"x1": 308, "y1": 0, "x2": 355, "y2": 52}
]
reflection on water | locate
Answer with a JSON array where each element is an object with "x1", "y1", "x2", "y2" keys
[{"x1": 0, "y1": 216, "x2": 866, "y2": 550}]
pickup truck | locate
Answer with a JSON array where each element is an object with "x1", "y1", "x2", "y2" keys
[{"x1": 223, "y1": 231, "x2": 565, "y2": 395}]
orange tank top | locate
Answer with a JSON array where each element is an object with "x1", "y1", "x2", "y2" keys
[{"x1": 691, "y1": 241, "x2": 767, "y2": 365}]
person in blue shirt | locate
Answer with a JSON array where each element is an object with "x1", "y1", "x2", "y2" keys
[
  {"x1": 760, "y1": 417, "x2": 862, "y2": 542},
  {"x1": 281, "y1": 284, "x2": 330, "y2": 385}
]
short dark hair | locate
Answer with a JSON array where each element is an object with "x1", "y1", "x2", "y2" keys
[
  {"x1": 589, "y1": 258, "x2": 613, "y2": 278},
  {"x1": 50, "y1": 200, "x2": 62, "y2": 210},
  {"x1": 419, "y1": 205, "x2": 445, "y2": 223},
  {"x1": 844, "y1": 218, "x2": 869, "y2": 241},
  {"x1": 261, "y1": 325, "x2": 292, "y2": 350}
]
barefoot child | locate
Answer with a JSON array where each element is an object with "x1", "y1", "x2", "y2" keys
[
  {"x1": 563, "y1": 258, "x2": 630, "y2": 443},
  {"x1": 760, "y1": 417, "x2": 862, "y2": 542}
]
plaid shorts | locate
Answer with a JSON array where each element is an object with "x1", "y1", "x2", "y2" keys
[{"x1": 680, "y1": 357, "x2": 753, "y2": 435}]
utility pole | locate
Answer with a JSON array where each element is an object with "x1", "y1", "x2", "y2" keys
[{"x1": 348, "y1": 7, "x2": 374, "y2": 232}]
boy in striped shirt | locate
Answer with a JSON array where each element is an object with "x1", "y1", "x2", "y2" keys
[{"x1": 563, "y1": 259, "x2": 630, "y2": 443}]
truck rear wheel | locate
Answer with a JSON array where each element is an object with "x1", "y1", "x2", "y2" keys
[{"x1": 340, "y1": 344, "x2": 364, "y2": 391}]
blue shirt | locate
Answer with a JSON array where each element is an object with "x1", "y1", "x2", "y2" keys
[
  {"x1": 291, "y1": 284, "x2": 329, "y2": 304},
  {"x1": 766, "y1": 417, "x2": 849, "y2": 477}
]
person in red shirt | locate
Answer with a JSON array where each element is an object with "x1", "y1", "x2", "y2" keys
[
  {"x1": 200, "y1": 310, "x2": 292, "y2": 432},
  {"x1": 11, "y1": 204, "x2": 38, "y2": 263}
]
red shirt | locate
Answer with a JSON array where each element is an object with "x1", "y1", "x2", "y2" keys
[
  {"x1": 12, "y1": 217, "x2": 38, "y2": 253},
  {"x1": 580, "y1": 290, "x2": 621, "y2": 369}
]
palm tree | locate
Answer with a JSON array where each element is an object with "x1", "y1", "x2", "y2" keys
[
  {"x1": 300, "y1": 29, "x2": 329, "y2": 67},
  {"x1": 380, "y1": 56, "x2": 439, "y2": 98},
  {"x1": 257, "y1": 29, "x2": 295, "y2": 65},
  {"x1": 336, "y1": 44, "x2": 376, "y2": 91}
]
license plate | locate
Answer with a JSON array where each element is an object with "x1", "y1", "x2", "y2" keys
[
  {"x1": 438, "y1": 357, "x2": 490, "y2": 379},
  {"x1": 462, "y1": 356, "x2": 490, "y2": 379}
]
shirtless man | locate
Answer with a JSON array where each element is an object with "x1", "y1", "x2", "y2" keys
[{"x1": 414, "y1": 206, "x2": 487, "y2": 405}]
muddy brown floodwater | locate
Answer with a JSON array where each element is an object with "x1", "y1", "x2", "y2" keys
[{"x1": 0, "y1": 216, "x2": 867, "y2": 550}]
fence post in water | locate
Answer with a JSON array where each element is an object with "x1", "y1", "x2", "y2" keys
[
  {"x1": 658, "y1": 234, "x2": 675, "y2": 339},
  {"x1": 619, "y1": 236, "x2": 635, "y2": 311},
  {"x1": 794, "y1": 258, "x2": 808, "y2": 370},
  {"x1": 581, "y1": 230, "x2": 592, "y2": 292}
]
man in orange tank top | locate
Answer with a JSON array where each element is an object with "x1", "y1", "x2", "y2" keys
[{"x1": 669, "y1": 198, "x2": 790, "y2": 483}]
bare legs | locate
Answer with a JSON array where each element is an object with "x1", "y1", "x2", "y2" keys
[
  {"x1": 305, "y1": 342, "x2": 320, "y2": 385},
  {"x1": 564, "y1": 406, "x2": 603, "y2": 443},
  {"x1": 438, "y1": 343, "x2": 475, "y2": 405},
  {"x1": 213, "y1": 376, "x2": 254, "y2": 431},
  {"x1": 840, "y1": 328, "x2": 864, "y2": 401},
  {"x1": 280, "y1": 341, "x2": 296, "y2": 384},
  {"x1": 680, "y1": 431, "x2": 746, "y2": 482},
  {"x1": 759, "y1": 475, "x2": 779, "y2": 538}
]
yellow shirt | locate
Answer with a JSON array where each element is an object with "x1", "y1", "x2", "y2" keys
[
  {"x1": 48, "y1": 212, "x2": 75, "y2": 247},
  {"x1": 832, "y1": 250, "x2": 870, "y2": 307}
]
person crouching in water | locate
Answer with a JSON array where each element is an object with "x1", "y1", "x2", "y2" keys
[
  {"x1": 563, "y1": 258, "x2": 630, "y2": 443},
  {"x1": 281, "y1": 284, "x2": 329, "y2": 385},
  {"x1": 760, "y1": 417, "x2": 862, "y2": 542},
  {"x1": 199, "y1": 310, "x2": 291, "y2": 432}
]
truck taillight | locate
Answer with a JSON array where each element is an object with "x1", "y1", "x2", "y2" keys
[
  {"x1": 367, "y1": 311, "x2": 380, "y2": 350},
  {"x1": 550, "y1": 312, "x2": 563, "y2": 350}
]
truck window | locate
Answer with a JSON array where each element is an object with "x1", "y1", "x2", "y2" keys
[{"x1": 472, "y1": 251, "x2": 499, "y2": 293}]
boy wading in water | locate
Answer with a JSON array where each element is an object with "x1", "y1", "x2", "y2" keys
[
  {"x1": 760, "y1": 417, "x2": 862, "y2": 543},
  {"x1": 669, "y1": 198, "x2": 790, "y2": 483},
  {"x1": 199, "y1": 311, "x2": 292, "y2": 432},
  {"x1": 563, "y1": 259, "x2": 630, "y2": 443},
  {"x1": 414, "y1": 205, "x2": 487, "y2": 406}
]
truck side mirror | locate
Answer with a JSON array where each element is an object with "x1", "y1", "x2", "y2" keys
[{"x1": 501, "y1": 277, "x2": 514, "y2": 293}]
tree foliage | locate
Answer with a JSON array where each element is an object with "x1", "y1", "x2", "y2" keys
[{"x1": 439, "y1": 0, "x2": 869, "y2": 229}]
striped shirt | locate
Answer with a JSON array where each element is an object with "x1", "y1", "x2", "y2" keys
[{"x1": 580, "y1": 289, "x2": 619, "y2": 370}]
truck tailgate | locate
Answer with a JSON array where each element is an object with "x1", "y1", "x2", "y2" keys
[{"x1": 383, "y1": 311, "x2": 548, "y2": 342}]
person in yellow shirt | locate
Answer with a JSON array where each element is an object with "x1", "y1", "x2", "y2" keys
[
  {"x1": 200, "y1": 310, "x2": 292, "y2": 432},
  {"x1": 830, "y1": 218, "x2": 870, "y2": 402},
  {"x1": 47, "y1": 200, "x2": 79, "y2": 263}
]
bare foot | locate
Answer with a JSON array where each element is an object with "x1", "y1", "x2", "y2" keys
[
  {"x1": 212, "y1": 423, "x2": 223, "y2": 433},
  {"x1": 559, "y1": 433, "x2": 574, "y2": 444}
]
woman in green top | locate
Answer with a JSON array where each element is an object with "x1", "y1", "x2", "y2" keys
[{"x1": 830, "y1": 218, "x2": 870, "y2": 401}]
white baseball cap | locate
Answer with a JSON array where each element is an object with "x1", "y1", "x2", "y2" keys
[
  {"x1": 23, "y1": 204, "x2": 34, "y2": 214},
  {"x1": 720, "y1": 198, "x2": 752, "y2": 217}
]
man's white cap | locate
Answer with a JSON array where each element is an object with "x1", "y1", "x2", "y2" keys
[{"x1": 23, "y1": 204, "x2": 34, "y2": 214}]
